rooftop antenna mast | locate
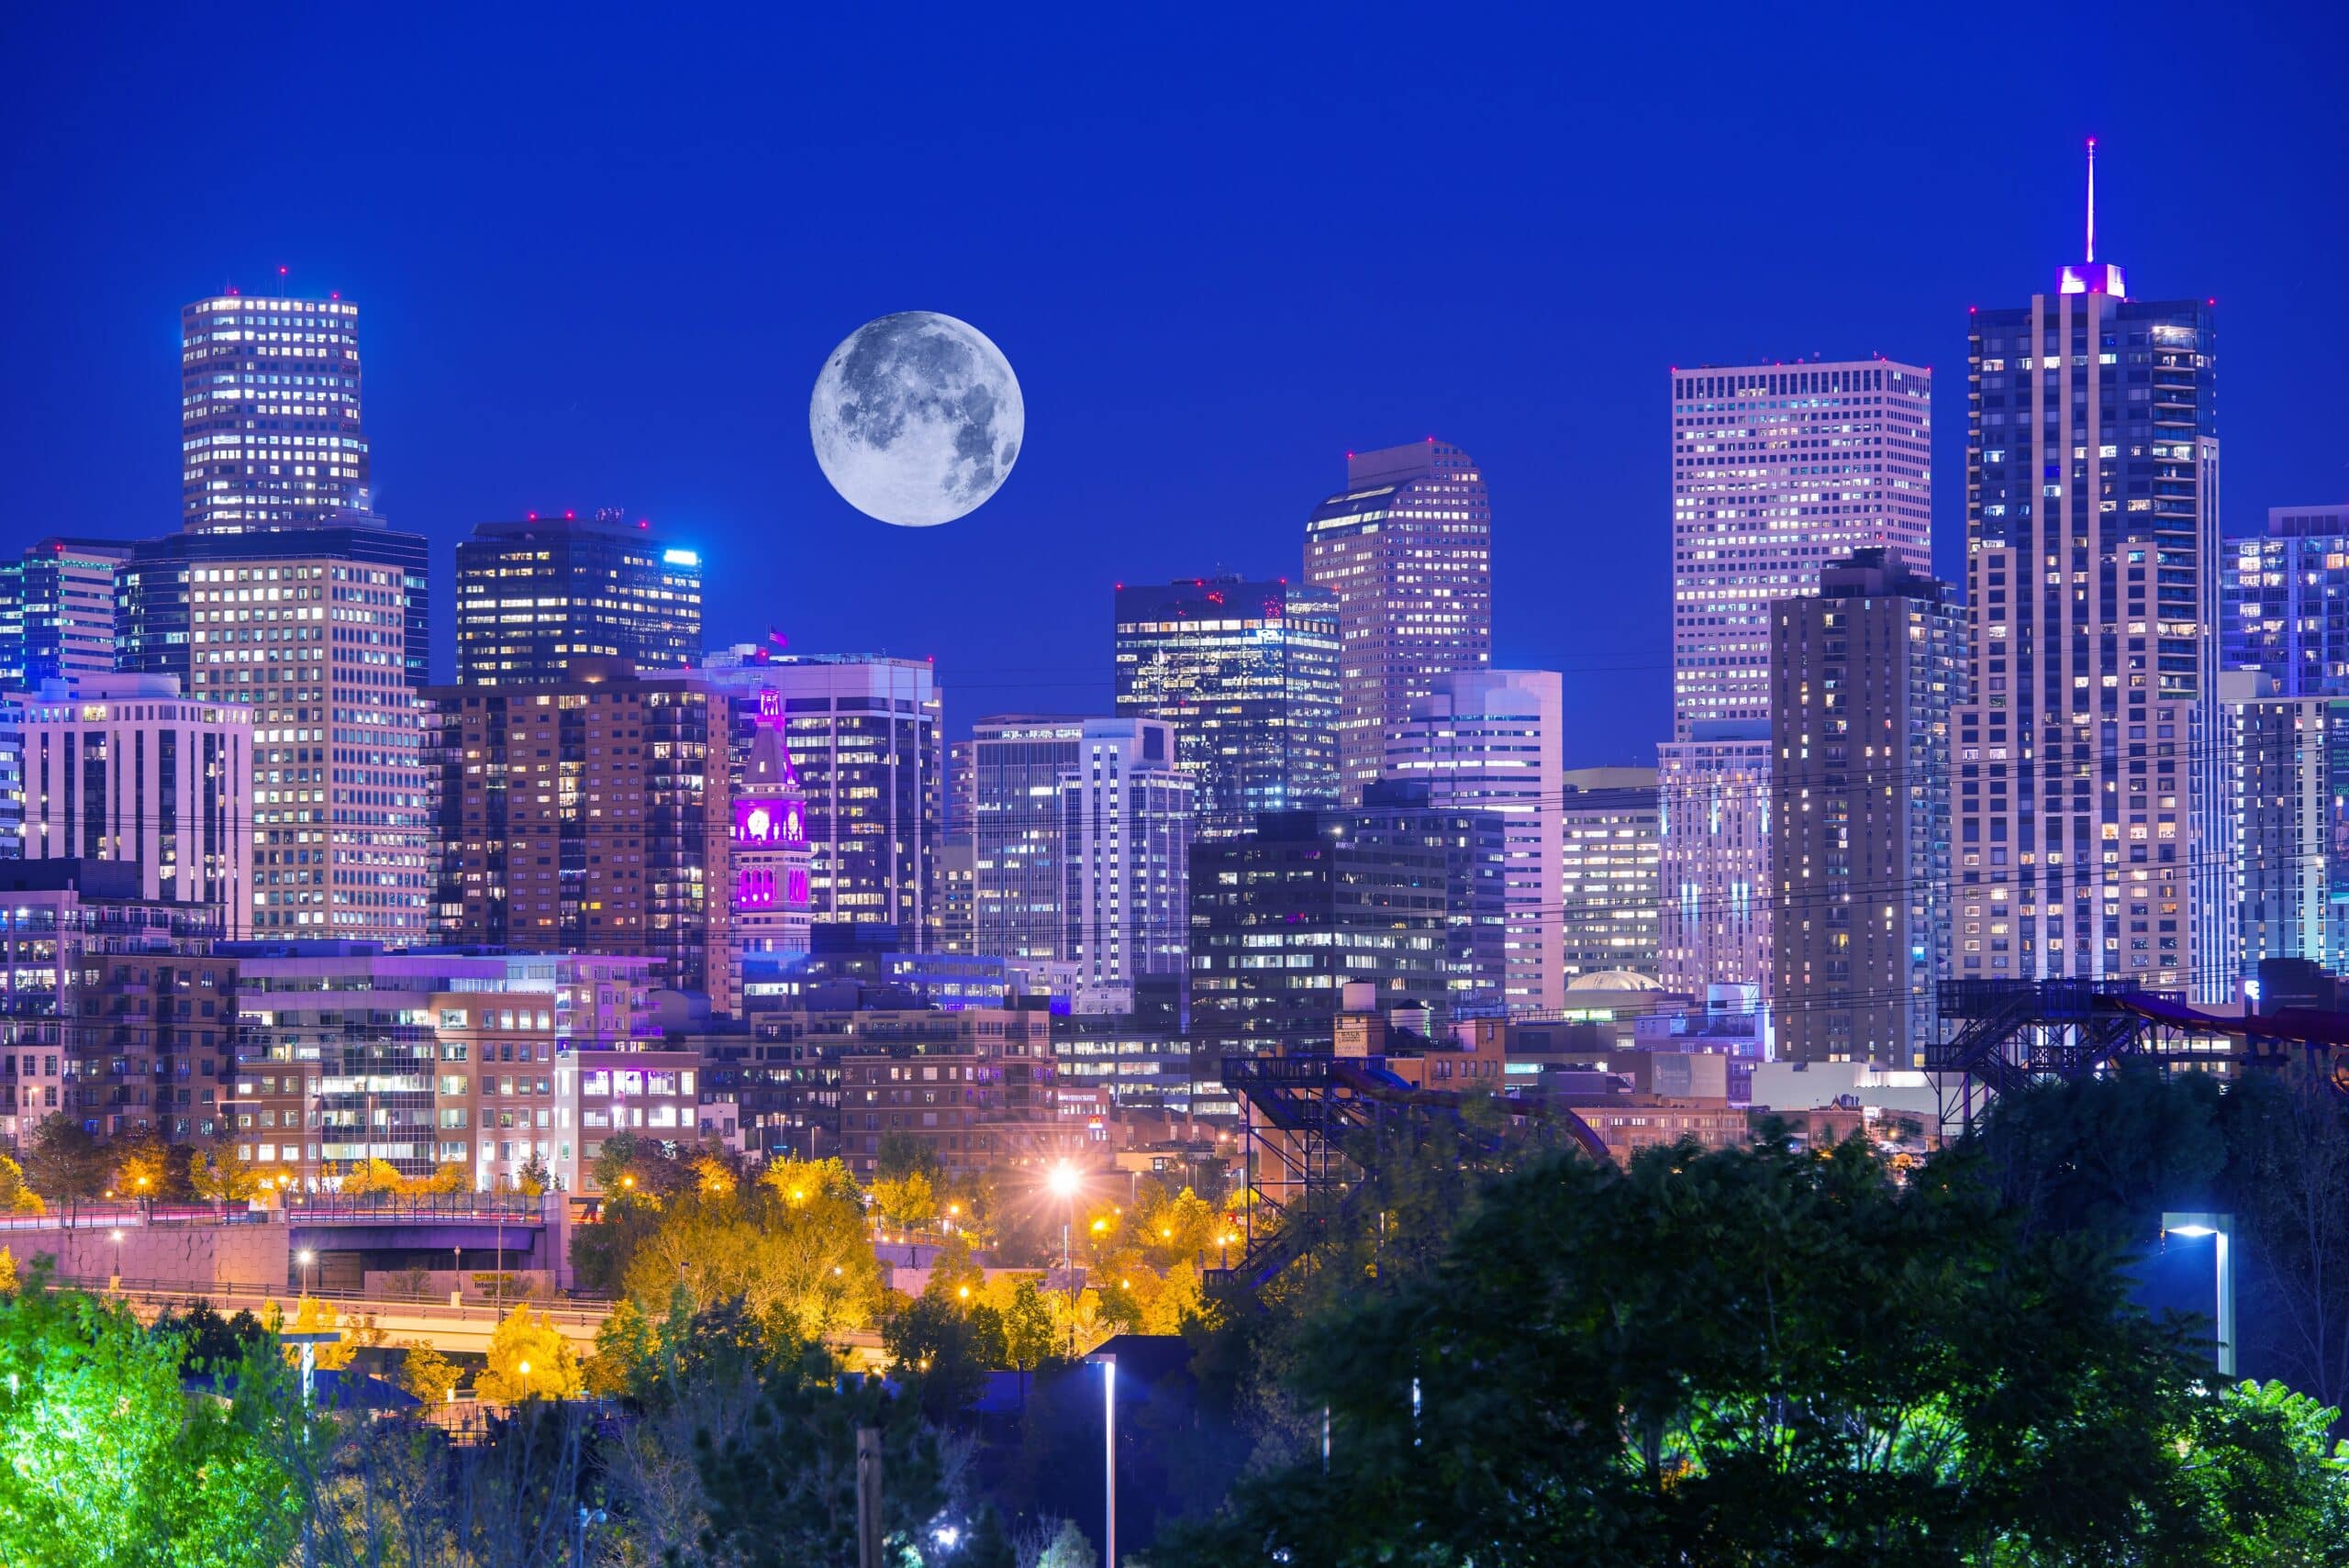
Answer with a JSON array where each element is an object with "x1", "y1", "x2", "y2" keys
[{"x1": 2085, "y1": 138, "x2": 2097, "y2": 262}]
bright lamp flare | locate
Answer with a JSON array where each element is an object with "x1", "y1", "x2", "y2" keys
[{"x1": 1046, "y1": 1162, "x2": 1080, "y2": 1199}]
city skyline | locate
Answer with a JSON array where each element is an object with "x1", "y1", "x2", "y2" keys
[{"x1": 6, "y1": 6, "x2": 2341, "y2": 764}]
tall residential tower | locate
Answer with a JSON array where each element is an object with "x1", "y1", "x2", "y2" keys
[{"x1": 1955, "y1": 148, "x2": 2222, "y2": 1000}]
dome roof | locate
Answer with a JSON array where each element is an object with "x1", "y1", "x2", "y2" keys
[{"x1": 1566, "y1": 970, "x2": 1663, "y2": 993}]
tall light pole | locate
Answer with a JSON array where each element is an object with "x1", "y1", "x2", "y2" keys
[
  {"x1": 109, "y1": 1228, "x2": 124, "y2": 1289},
  {"x1": 1047, "y1": 1162, "x2": 1081, "y2": 1356},
  {"x1": 297, "y1": 1248, "x2": 317, "y2": 1296},
  {"x1": 2161, "y1": 1212, "x2": 2236, "y2": 1377},
  {"x1": 1085, "y1": 1351, "x2": 1117, "y2": 1568}
]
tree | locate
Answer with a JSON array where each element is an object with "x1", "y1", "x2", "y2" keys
[
  {"x1": 0, "y1": 1157, "x2": 38, "y2": 1218},
  {"x1": 883, "y1": 1291, "x2": 993, "y2": 1419},
  {"x1": 282, "y1": 1295, "x2": 383, "y2": 1372},
  {"x1": 690, "y1": 1150, "x2": 738, "y2": 1197},
  {"x1": 757, "y1": 1152, "x2": 862, "y2": 1208},
  {"x1": 2221, "y1": 1072, "x2": 2349, "y2": 1414},
  {"x1": 872, "y1": 1168, "x2": 938, "y2": 1230},
  {"x1": 957, "y1": 1502, "x2": 1018, "y2": 1568},
  {"x1": 0, "y1": 1251, "x2": 16, "y2": 1296},
  {"x1": 594, "y1": 1129, "x2": 692, "y2": 1206},
  {"x1": 152, "y1": 1299, "x2": 270, "y2": 1371},
  {"x1": 691, "y1": 1361, "x2": 950, "y2": 1568},
  {"x1": 408, "y1": 1161, "x2": 471, "y2": 1195},
  {"x1": 0, "y1": 1283, "x2": 309, "y2": 1565},
  {"x1": 875, "y1": 1129, "x2": 944, "y2": 1184},
  {"x1": 397, "y1": 1340, "x2": 461, "y2": 1404},
  {"x1": 338, "y1": 1157, "x2": 407, "y2": 1198},
  {"x1": 111, "y1": 1131, "x2": 179, "y2": 1204},
  {"x1": 18, "y1": 1116, "x2": 107, "y2": 1220},
  {"x1": 512, "y1": 1150, "x2": 551, "y2": 1196},
  {"x1": 993, "y1": 1276, "x2": 1055, "y2": 1403},
  {"x1": 188, "y1": 1144, "x2": 262, "y2": 1205},
  {"x1": 475, "y1": 1304, "x2": 584, "y2": 1401},
  {"x1": 1154, "y1": 1138, "x2": 2349, "y2": 1567},
  {"x1": 1137, "y1": 1185, "x2": 1218, "y2": 1267},
  {"x1": 1035, "y1": 1518, "x2": 1098, "y2": 1568}
]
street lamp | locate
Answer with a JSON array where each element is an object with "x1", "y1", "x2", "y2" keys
[
  {"x1": 297, "y1": 1248, "x2": 317, "y2": 1296},
  {"x1": 2161, "y1": 1211, "x2": 2236, "y2": 1377},
  {"x1": 1084, "y1": 1351, "x2": 1117, "y2": 1568},
  {"x1": 109, "y1": 1228, "x2": 125, "y2": 1288}
]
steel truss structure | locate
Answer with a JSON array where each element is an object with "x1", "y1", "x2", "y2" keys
[
  {"x1": 1929, "y1": 978, "x2": 2349, "y2": 1131},
  {"x1": 1210, "y1": 1052, "x2": 1607, "y2": 1291}
]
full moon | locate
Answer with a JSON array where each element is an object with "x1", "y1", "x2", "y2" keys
[{"x1": 808, "y1": 311, "x2": 1024, "y2": 528}]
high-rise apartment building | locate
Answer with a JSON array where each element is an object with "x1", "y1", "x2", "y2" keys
[
  {"x1": 181, "y1": 293, "x2": 369, "y2": 533},
  {"x1": 1670, "y1": 361, "x2": 1932, "y2": 737},
  {"x1": 10, "y1": 674, "x2": 254, "y2": 936},
  {"x1": 0, "y1": 538, "x2": 129, "y2": 689},
  {"x1": 454, "y1": 511, "x2": 704, "y2": 684},
  {"x1": 1768, "y1": 551, "x2": 1965, "y2": 1066},
  {"x1": 2223, "y1": 504, "x2": 2349, "y2": 698},
  {"x1": 1113, "y1": 577, "x2": 1340, "y2": 835},
  {"x1": 1559, "y1": 766, "x2": 1663, "y2": 980},
  {"x1": 1956, "y1": 159, "x2": 2222, "y2": 999},
  {"x1": 1385, "y1": 669, "x2": 1564, "y2": 1011},
  {"x1": 742, "y1": 655, "x2": 942, "y2": 937},
  {"x1": 429, "y1": 660, "x2": 732, "y2": 1001},
  {"x1": 1306, "y1": 441, "x2": 1492, "y2": 801},
  {"x1": 970, "y1": 717, "x2": 1088, "y2": 962},
  {"x1": 1059, "y1": 717, "x2": 1191, "y2": 1007}
]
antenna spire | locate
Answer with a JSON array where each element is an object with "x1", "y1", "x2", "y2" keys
[{"x1": 2085, "y1": 138, "x2": 2097, "y2": 262}]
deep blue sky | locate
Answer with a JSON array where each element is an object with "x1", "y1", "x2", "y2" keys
[{"x1": 4, "y1": 2, "x2": 2343, "y2": 763}]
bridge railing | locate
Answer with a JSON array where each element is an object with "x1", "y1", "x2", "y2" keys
[
  {"x1": 48, "y1": 1275, "x2": 618, "y2": 1327},
  {"x1": 284, "y1": 1194, "x2": 543, "y2": 1223}
]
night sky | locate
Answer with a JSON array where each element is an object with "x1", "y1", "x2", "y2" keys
[{"x1": 4, "y1": 2, "x2": 2343, "y2": 761}]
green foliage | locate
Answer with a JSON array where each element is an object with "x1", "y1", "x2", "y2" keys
[
  {"x1": 0, "y1": 1279, "x2": 306, "y2": 1566},
  {"x1": 884, "y1": 1289, "x2": 996, "y2": 1419},
  {"x1": 1036, "y1": 1517, "x2": 1098, "y2": 1568},
  {"x1": 958, "y1": 1501, "x2": 1018, "y2": 1568},
  {"x1": 1155, "y1": 1136, "x2": 2349, "y2": 1567},
  {"x1": 618, "y1": 1183, "x2": 885, "y2": 1341},
  {"x1": 151, "y1": 1297, "x2": 270, "y2": 1372},
  {"x1": 18, "y1": 1115, "x2": 107, "y2": 1214},
  {"x1": 691, "y1": 1361, "x2": 948, "y2": 1568},
  {"x1": 594, "y1": 1129, "x2": 693, "y2": 1205},
  {"x1": 875, "y1": 1128, "x2": 944, "y2": 1184},
  {"x1": 997, "y1": 1276, "x2": 1056, "y2": 1380}
]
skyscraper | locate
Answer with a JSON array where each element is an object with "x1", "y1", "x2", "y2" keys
[
  {"x1": 970, "y1": 716, "x2": 1088, "y2": 962},
  {"x1": 1112, "y1": 576, "x2": 1340, "y2": 835},
  {"x1": 180, "y1": 293, "x2": 369, "y2": 533},
  {"x1": 1664, "y1": 358, "x2": 1933, "y2": 996},
  {"x1": 1385, "y1": 669, "x2": 1564, "y2": 1011},
  {"x1": 429, "y1": 659, "x2": 732, "y2": 1001},
  {"x1": 1956, "y1": 149, "x2": 2222, "y2": 1000},
  {"x1": 453, "y1": 511, "x2": 705, "y2": 684},
  {"x1": 1306, "y1": 441, "x2": 1492, "y2": 801},
  {"x1": 1059, "y1": 717, "x2": 1191, "y2": 1007},
  {"x1": 1767, "y1": 550, "x2": 1964, "y2": 1066},
  {"x1": 2223, "y1": 504, "x2": 2349, "y2": 697},
  {"x1": 1670, "y1": 362, "x2": 1932, "y2": 737},
  {"x1": 1558, "y1": 766, "x2": 1662, "y2": 980},
  {"x1": 0, "y1": 538, "x2": 129, "y2": 689}
]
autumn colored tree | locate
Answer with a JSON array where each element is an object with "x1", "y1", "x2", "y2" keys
[
  {"x1": 281, "y1": 1296, "x2": 384, "y2": 1372},
  {"x1": 870, "y1": 1168, "x2": 937, "y2": 1230},
  {"x1": 396, "y1": 1340, "x2": 461, "y2": 1404},
  {"x1": 337, "y1": 1157, "x2": 406, "y2": 1199},
  {"x1": 110, "y1": 1131, "x2": 178, "y2": 1205},
  {"x1": 188, "y1": 1144, "x2": 262, "y2": 1205},
  {"x1": 0, "y1": 1157, "x2": 40, "y2": 1217},
  {"x1": 475, "y1": 1304, "x2": 584, "y2": 1401},
  {"x1": 756, "y1": 1152, "x2": 861, "y2": 1208}
]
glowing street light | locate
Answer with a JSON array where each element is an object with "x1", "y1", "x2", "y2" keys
[
  {"x1": 297, "y1": 1248, "x2": 317, "y2": 1296},
  {"x1": 109, "y1": 1228, "x2": 125, "y2": 1287},
  {"x1": 2161, "y1": 1211, "x2": 2236, "y2": 1376}
]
